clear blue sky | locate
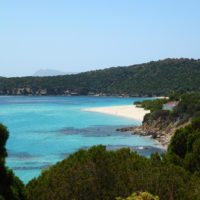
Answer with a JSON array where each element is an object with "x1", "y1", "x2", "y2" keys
[{"x1": 0, "y1": 0, "x2": 200, "y2": 77}]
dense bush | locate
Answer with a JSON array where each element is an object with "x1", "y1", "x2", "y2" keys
[
  {"x1": 141, "y1": 92, "x2": 200, "y2": 125},
  {"x1": 143, "y1": 110, "x2": 170, "y2": 123},
  {"x1": 139, "y1": 99, "x2": 168, "y2": 112},
  {"x1": 26, "y1": 145, "x2": 200, "y2": 200},
  {"x1": 0, "y1": 124, "x2": 26, "y2": 200},
  {"x1": 167, "y1": 117, "x2": 200, "y2": 173},
  {"x1": 171, "y1": 92, "x2": 200, "y2": 124}
]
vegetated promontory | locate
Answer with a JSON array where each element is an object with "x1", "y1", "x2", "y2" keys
[
  {"x1": 0, "y1": 58, "x2": 200, "y2": 96},
  {"x1": 117, "y1": 92, "x2": 200, "y2": 146}
]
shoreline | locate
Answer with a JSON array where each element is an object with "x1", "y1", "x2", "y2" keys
[
  {"x1": 83, "y1": 104, "x2": 169, "y2": 149},
  {"x1": 83, "y1": 105, "x2": 150, "y2": 122},
  {"x1": 0, "y1": 94, "x2": 168, "y2": 99}
]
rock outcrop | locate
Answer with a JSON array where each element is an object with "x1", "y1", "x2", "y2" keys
[{"x1": 117, "y1": 117, "x2": 190, "y2": 147}]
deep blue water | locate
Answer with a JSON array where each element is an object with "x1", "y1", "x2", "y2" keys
[{"x1": 0, "y1": 96, "x2": 164, "y2": 183}]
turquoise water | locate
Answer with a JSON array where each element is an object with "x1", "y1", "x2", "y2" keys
[{"x1": 0, "y1": 96, "x2": 161, "y2": 183}]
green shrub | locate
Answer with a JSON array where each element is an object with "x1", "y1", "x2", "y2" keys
[{"x1": 116, "y1": 192, "x2": 159, "y2": 200}]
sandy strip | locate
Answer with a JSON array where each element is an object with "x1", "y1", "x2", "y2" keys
[{"x1": 83, "y1": 105, "x2": 150, "y2": 121}]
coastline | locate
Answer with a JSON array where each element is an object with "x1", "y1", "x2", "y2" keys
[
  {"x1": 83, "y1": 105, "x2": 150, "y2": 122},
  {"x1": 83, "y1": 104, "x2": 169, "y2": 149},
  {"x1": 0, "y1": 94, "x2": 168, "y2": 99}
]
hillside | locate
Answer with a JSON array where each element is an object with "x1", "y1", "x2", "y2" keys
[{"x1": 0, "y1": 58, "x2": 200, "y2": 96}]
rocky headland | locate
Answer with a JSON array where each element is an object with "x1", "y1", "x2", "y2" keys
[{"x1": 117, "y1": 117, "x2": 190, "y2": 147}]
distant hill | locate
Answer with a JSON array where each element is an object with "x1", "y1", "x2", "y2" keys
[
  {"x1": 0, "y1": 58, "x2": 200, "y2": 96},
  {"x1": 33, "y1": 69, "x2": 74, "y2": 76}
]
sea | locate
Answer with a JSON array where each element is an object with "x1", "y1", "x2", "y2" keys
[{"x1": 0, "y1": 96, "x2": 165, "y2": 183}]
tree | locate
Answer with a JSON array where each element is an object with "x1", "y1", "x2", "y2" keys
[
  {"x1": 0, "y1": 123, "x2": 27, "y2": 200},
  {"x1": 0, "y1": 124, "x2": 9, "y2": 162},
  {"x1": 167, "y1": 117, "x2": 200, "y2": 173}
]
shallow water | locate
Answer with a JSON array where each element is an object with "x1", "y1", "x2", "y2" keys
[{"x1": 0, "y1": 96, "x2": 164, "y2": 183}]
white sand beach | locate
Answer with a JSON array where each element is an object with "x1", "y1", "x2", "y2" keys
[{"x1": 83, "y1": 105, "x2": 150, "y2": 121}]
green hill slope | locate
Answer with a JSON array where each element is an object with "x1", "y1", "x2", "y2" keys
[{"x1": 0, "y1": 58, "x2": 200, "y2": 96}]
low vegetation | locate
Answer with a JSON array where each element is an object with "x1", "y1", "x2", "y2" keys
[
  {"x1": 134, "y1": 98, "x2": 168, "y2": 112},
  {"x1": 116, "y1": 192, "x2": 159, "y2": 200}
]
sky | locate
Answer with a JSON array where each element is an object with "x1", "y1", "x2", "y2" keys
[{"x1": 0, "y1": 0, "x2": 200, "y2": 77}]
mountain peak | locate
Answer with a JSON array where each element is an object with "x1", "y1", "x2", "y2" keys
[{"x1": 33, "y1": 69, "x2": 68, "y2": 77}]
